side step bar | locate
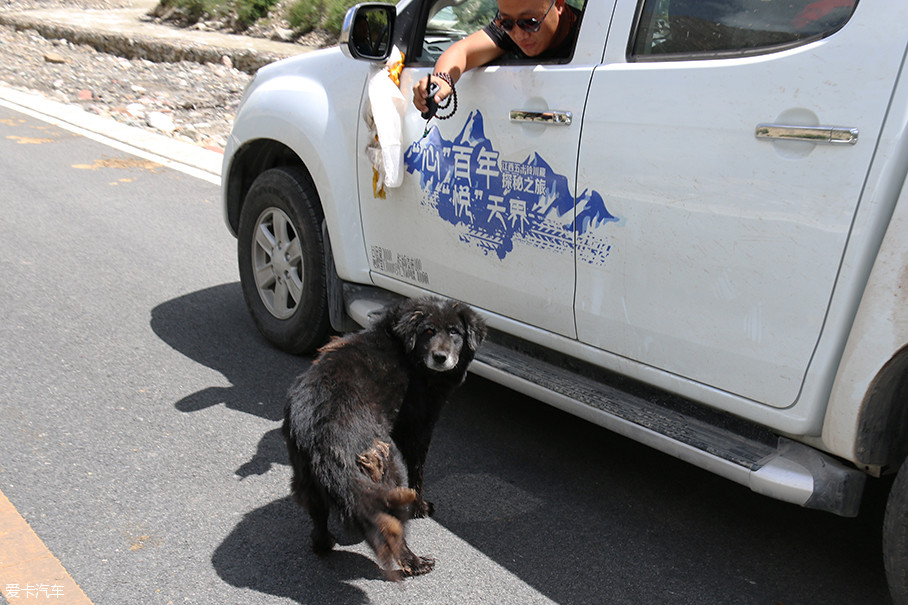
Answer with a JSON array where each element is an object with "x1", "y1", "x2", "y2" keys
[
  {"x1": 472, "y1": 341, "x2": 865, "y2": 517},
  {"x1": 344, "y1": 290, "x2": 866, "y2": 517}
]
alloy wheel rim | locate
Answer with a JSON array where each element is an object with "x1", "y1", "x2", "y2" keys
[{"x1": 251, "y1": 207, "x2": 303, "y2": 319}]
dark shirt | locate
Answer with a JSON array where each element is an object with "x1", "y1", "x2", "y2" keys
[{"x1": 482, "y1": 5, "x2": 582, "y2": 61}]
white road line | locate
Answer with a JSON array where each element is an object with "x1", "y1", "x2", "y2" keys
[{"x1": 0, "y1": 85, "x2": 222, "y2": 185}]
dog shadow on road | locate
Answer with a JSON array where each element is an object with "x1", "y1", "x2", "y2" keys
[
  {"x1": 151, "y1": 283, "x2": 394, "y2": 602},
  {"x1": 212, "y1": 496, "x2": 381, "y2": 605}
]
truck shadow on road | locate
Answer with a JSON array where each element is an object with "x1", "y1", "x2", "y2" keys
[
  {"x1": 150, "y1": 281, "x2": 301, "y2": 478},
  {"x1": 150, "y1": 283, "x2": 893, "y2": 605}
]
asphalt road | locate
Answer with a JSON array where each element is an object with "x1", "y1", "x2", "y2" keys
[{"x1": 0, "y1": 101, "x2": 896, "y2": 604}]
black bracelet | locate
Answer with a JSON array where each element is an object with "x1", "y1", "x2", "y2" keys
[{"x1": 432, "y1": 72, "x2": 457, "y2": 119}]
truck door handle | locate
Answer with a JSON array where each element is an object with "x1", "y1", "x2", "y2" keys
[
  {"x1": 755, "y1": 123, "x2": 859, "y2": 145},
  {"x1": 510, "y1": 110, "x2": 572, "y2": 126}
]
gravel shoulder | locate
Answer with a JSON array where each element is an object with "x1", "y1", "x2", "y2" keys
[{"x1": 0, "y1": 0, "x2": 309, "y2": 151}]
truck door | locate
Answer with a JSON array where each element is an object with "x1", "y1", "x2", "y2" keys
[
  {"x1": 356, "y1": 0, "x2": 612, "y2": 338},
  {"x1": 574, "y1": 1, "x2": 906, "y2": 407}
]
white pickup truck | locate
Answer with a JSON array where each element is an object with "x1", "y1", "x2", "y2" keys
[{"x1": 222, "y1": 0, "x2": 908, "y2": 600}]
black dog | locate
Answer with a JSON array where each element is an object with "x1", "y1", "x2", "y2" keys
[{"x1": 283, "y1": 297, "x2": 486, "y2": 577}]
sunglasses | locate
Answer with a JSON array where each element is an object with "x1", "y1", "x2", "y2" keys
[{"x1": 495, "y1": 0, "x2": 556, "y2": 33}]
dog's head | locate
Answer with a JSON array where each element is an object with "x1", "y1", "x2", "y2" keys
[{"x1": 392, "y1": 298, "x2": 487, "y2": 373}]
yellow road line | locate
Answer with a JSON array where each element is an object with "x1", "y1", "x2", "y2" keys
[{"x1": 0, "y1": 489, "x2": 93, "y2": 604}]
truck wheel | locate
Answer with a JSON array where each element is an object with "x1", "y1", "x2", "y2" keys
[
  {"x1": 885, "y1": 458, "x2": 908, "y2": 605},
  {"x1": 237, "y1": 166, "x2": 331, "y2": 355}
]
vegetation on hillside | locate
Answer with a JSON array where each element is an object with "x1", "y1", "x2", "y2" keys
[{"x1": 156, "y1": 0, "x2": 365, "y2": 35}]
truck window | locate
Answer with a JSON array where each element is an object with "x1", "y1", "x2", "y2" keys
[
  {"x1": 630, "y1": 0, "x2": 858, "y2": 60},
  {"x1": 416, "y1": 0, "x2": 585, "y2": 64}
]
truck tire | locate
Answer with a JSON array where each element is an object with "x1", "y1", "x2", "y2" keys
[
  {"x1": 885, "y1": 457, "x2": 908, "y2": 605},
  {"x1": 237, "y1": 166, "x2": 331, "y2": 355}
]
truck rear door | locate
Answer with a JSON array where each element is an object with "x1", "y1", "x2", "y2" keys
[{"x1": 574, "y1": 1, "x2": 908, "y2": 409}]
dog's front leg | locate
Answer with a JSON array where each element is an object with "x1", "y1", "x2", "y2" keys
[
  {"x1": 406, "y1": 450, "x2": 434, "y2": 518},
  {"x1": 392, "y1": 387, "x2": 445, "y2": 518},
  {"x1": 392, "y1": 435, "x2": 433, "y2": 518}
]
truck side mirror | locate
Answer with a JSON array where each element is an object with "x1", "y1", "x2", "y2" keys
[{"x1": 340, "y1": 3, "x2": 396, "y2": 61}]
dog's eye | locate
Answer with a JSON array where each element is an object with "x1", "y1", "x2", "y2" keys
[
  {"x1": 448, "y1": 327, "x2": 461, "y2": 336},
  {"x1": 424, "y1": 328, "x2": 436, "y2": 336}
]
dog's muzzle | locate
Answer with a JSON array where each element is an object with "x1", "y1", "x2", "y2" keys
[{"x1": 427, "y1": 351, "x2": 457, "y2": 371}]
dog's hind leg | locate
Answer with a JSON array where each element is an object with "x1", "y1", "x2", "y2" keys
[
  {"x1": 362, "y1": 512, "x2": 406, "y2": 580},
  {"x1": 305, "y1": 482, "x2": 336, "y2": 554},
  {"x1": 397, "y1": 542, "x2": 435, "y2": 577},
  {"x1": 361, "y1": 513, "x2": 434, "y2": 579},
  {"x1": 287, "y1": 446, "x2": 336, "y2": 554},
  {"x1": 356, "y1": 487, "x2": 435, "y2": 579}
]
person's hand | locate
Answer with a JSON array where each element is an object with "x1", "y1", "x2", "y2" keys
[{"x1": 412, "y1": 75, "x2": 452, "y2": 112}]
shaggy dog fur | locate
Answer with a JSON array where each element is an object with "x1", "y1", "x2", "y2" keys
[{"x1": 282, "y1": 297, "x2": 486, "y2": 577}]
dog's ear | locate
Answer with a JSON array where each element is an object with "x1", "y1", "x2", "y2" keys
[
  {"x1": 392, "y1": 307, "x2": 424, "y2": 352},
  {"x1": 457, "y1": 304, "x2": 487, "y2": 352}
]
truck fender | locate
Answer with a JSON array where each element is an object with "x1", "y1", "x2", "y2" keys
[
  {"x1": 824, "y1": 183, "x2": 908, "y2": 469},
  {"x1": 224, "y1": 51, "x2": 375, "y2": 285}
]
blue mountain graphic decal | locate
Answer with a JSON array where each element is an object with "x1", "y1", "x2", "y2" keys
[{"x1": 404, "y1": 110, "x2": 619, "y2": 262}]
